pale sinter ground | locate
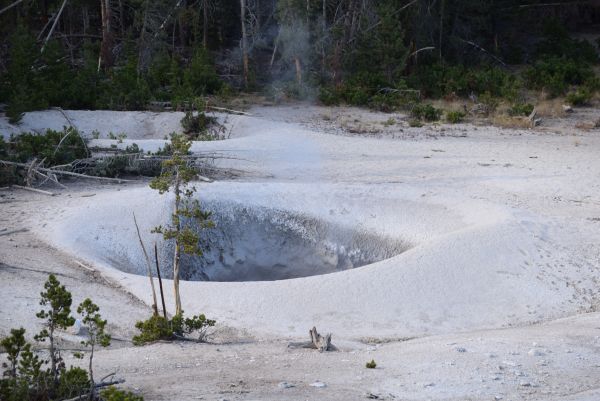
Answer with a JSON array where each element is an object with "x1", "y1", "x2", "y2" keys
[{"x1": 1, "y1": 104, "x2": 600, "y2": 401}]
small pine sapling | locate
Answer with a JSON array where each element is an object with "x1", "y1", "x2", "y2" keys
[
  {"x1": 34, "y1": 274, "x2": 75, "y2": 386},
  {"x1": 150, "y1": 133, "x2": 213, "y2": 316},
  {"x1": 172, "y1": 312, "x2": 216, "y2": 342},
  {"x1": 366, "y1": 359, "x2": 377, "y2": 369},
  {"x1": 1, "y1": 328, "x2": 27, "y2": 378},
  {"x1": 77, "y1": 298, "x2": 111, "y2": 400}
]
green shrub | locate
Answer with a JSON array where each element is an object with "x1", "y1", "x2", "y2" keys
[
  {"x1": 536, "y1": 19, "x2": 598, "y2": 64},
  {"x1": 7, "y1": 127, "x2": 89, "y2": 165},
  {"x1": 446, "y1": 111, "x2": 466, "y2": 123},
  {"x1": 132, "y1": 315, "x2": 173, "y2": 345},
  {"x1": 523, "y1": 58, "x2": 595, "y2": 97},
  {"x1": 411, "y1": 103, "x2": 442, "y2": 121},
  {"x1": 407, "y1": 64, "x2": 519, "y2": 100},
  {"x1": 478, "y1": 92, "x2": 499, "y2": 115},
  {"x1": 173, "y1": 313, "x2": 216, "y2": 342},
  {"x1": 133, "y1": 312, "x2": 216, "y2": 345},
  {"x1": 57, "y1": 366, "x2": 90, "y2": 399},
  {"x1": 509, "y1": 103, "x2": 535, "y2": 116},
  {"x1": 101, "y1": 386, "x2": 144, "y2": 401},
  {"x1": 366, "y1": 359, "x2": 377, "y2": 369},
  {"x1": 566, "y1": 88, "x2": 592, "y2": 106},
  {"x1": 318, "y1": 86, "x2": 341, "y2": 106},
  {"x1": 408, "y1": 119, "x2": 423, "y2": 127},
  {"x1": 182, "y1": 48, "x2": 222, "y2": 96}
]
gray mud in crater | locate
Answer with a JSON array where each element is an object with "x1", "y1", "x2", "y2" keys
[{"x1": 166, "y1": 202, "x2": 411, "y2": 282}]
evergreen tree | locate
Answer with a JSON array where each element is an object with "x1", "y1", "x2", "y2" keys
[
  {"x1": 150, "y1": 134, "x2": 213, "y2": 316},
  {"x1": 34, "y1": 274, "x2": 75, "y2": 389},
  {"x1": 77, "y1": 298, "x2": 111, "y2": 400}
]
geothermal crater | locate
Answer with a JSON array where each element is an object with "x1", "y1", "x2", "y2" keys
[{"x1": 167, "y1": 202, "x2": 411, "y2": 282}]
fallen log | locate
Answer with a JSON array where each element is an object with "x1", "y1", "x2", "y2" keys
[
  {"x1": 0, "y1": 228, "x2": 29, "y2": 237},
  {"x1": 12, "y1": 185, "x2": 56, "y2": 196},
  {"x1": 206, "y1": 106, "x2": 252, "y2": 116}
]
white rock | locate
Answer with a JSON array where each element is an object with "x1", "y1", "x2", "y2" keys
[
  {"x1": 68, "y1": 318, "x2": 83, "y2": 335},
  {"x1": 310, "y1": 381, "x2": 327, "y2": 388},
  {"x1": 528, "y1": 348, "x2": 544, "y2": 357}
]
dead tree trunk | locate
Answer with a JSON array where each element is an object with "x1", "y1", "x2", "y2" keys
[
  {"x1": 133, "y1": 212, "x2": 159, "y2": 316},
  {"x1": 294, "y1": 57, "x2": 302, "y2": 86},
  {"x1": 202, "y1": 0, "x2": 208, "y2": 48},
  {"x1": 240, "y1": 0, "x2": 249, "y2": 88},
  {"x1": 98, "y1": 0, "x2": 113, "y2": 71},
  {"x1": 154, "y1": 242, "x2": 167, "y2": 319},
  {"x1": 173, "y1": 170, "x2": 182, "y2": 316}
]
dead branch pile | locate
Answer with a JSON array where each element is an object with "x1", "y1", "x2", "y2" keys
[{"x1": 0, "y1": 150, "x2": 243, "y2": 189}]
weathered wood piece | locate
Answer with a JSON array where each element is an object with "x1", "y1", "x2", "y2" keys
[{"x1": 288, "y1": 326, "x2": 337, "y2": 352}]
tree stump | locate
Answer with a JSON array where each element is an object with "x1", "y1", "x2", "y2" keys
[{"x1": 288, "y1": 326, "x2": 337, "y2": 352}]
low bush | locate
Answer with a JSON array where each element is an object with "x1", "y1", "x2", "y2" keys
[
  {"x1": 172, "y1": 313, "x2": 216, "y2": 342},
  {"x1": 366, "y1": 359, "x2": 377, "y2": 369},
  {"x1": 132, "y1": 315, "x2": 173, "y2": 345},
  {"x1": 6, "y1": 127, "x2": 89, "y2": 166},
  {"x1": 478, "y1": 92, "x2": 499, "y2": 115},
  {"x1": 100, "y1": 386, "x2": 144, "y2": 401},
  {"x1": 407, "y1": 64, "x2": 519, "y2": 100},
  {"x1": 566, "y1": 88, "x2": 592, "y2": 106},
  {"x1": 446, "y1": 111, "x2": 466, "y2": 123},
  {"x1": 523, "y1": 57, "x2": 595, "y2": 97},
  {"x1": 509, "y1": 103, "x2": 535, "y2": 116},
  {"x1": 411, "y1": 103, "x2": 442, "y2": 121},
  {"x1": 133, "y1": 312, "x2": 216, "y2": 345}
]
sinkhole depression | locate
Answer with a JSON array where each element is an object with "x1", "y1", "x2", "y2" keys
[
  {"x1": 176, "y1": 203, "x2": 410, "y2": 282},
  {"x1": 107, "y1": 201, "x2": 412, "y2": 282}
]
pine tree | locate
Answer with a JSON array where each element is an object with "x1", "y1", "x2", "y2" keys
[
  {"x1": 150, "y1": 134, "x2": 213, "y2": 316},
  {"x1": 34, "y1": 274, "x2": 75, "y2": 388},
  {"x1": 77, "y1": 298, "x2": 111, "y2": 400}
]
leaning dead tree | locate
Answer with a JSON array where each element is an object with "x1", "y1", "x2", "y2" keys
[{"x1": 288, "y1": 327, "x2": 338, "y2": 352}]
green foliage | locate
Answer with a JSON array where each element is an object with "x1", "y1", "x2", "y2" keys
[
  {"x1": 78, "y1": 298, "x2": 111, "y2": 349},
  {"x1": 99, "y1": 58, "x2": 151, "y2": 110},
  {"x1": 35, "y1": 274, "x2": 76, "y2": 384},
  {"x1": 408, "y1": 64, "x2": 519, "y2": 100},
  {"x1": 366, "y1": 359, "x2": 377, "y2": 369},
  {"x1": 411, "y1": 103, "x2": 442, "y2": 121},
  {"x1": 183, "y1": 48, "x2": 222, "y2": 96},
  {"x1": 478, "y1": 92, "x2": 499, "y2": 115},
  {"x1": 100, "y1": 386, "x2": 144, "y2": 401},
  {"x1": 150, "y1": 133, "x2": 213, "y2": 260},
  {"x1": 181, "y1": 110, "x2": 224, "y2": 140},
  {"x1": 566, "y1": 88, "x2": 592, "y2": 106},
  {"x1": 1, "y1": 328, "x2": 27, "y2": 379},
  {"x1": 57, "y1": 367, "x2": 89, "y2": 399},
  {"x1": 6, "y1": 128, "x2": 89, "y2": 165},
  {"x1": 172, "y1": 313, "x2": 216, "y2": 342},
  {"x1": 509, "y1": 103, "x2": 535, "y2": 117},
  {"x1": 446, "y1": 111, "x2": 466, "y2": 124},
  {"x1": 536, "y1": 19, "x2": 598, "y2": 64},
  {"x1": 353, "y1": 2, "x2": 408, "y2": 84},
  {"x1": 524, "y1": 58, "x2": 595, "y2": 97},
  {"x1": 318, "y1": 73, "x2": 414, "y2": 112},
  {"x1": 0, "y1": 277, "x2": 118, "y2": 401},
  {"x1": 133, "y1": 312, "x2": 216, "y2": 345},
  {"x1": 132, "y1": 315, "x2": 174, "y2": 345}
]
